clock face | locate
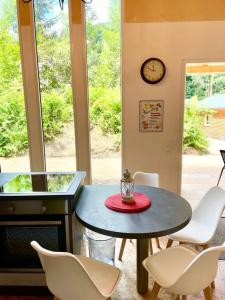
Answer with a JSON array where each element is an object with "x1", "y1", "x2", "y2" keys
[{"x1": 140, "y1": 58, "x2": 166, "y2": 84}]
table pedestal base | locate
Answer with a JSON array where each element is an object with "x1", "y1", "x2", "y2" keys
[{"x1": 137, "y1": 238, "x2": 149, "y2": 294}]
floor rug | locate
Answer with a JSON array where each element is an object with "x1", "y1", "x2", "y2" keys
[{"x1": 209, "y1": 217, "x2": 225, "y2": 259}]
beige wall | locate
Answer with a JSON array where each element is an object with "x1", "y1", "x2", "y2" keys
[
  {"x1": 122, "y1": 3, "x2": 225, "y2": 192},
  {"x1": 124, "y1": 0, "x2": 225, "y2": 23}
]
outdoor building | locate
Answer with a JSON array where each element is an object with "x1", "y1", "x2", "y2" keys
[{"x1": 202, "y1": 94, "x2": 225, "y2": 140}]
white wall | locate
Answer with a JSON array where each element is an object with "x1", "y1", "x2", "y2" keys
[{"x1": 122, "y1": 21, "x2": 225, "y2": 193}]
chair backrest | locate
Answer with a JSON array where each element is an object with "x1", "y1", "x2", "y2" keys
[
  {"x1": 133, "y1": 171, "x2": 159, "y2": 187},
  {"x1": 31, "y1": 241, "x2": 106, "y2": 300},
  {"x1": 220, "y1": 149, "x2": 225, "y2": 165},
  {"x1": 192, "y1": 186, "x2": 225, "y2": 232},
  {"x1": 168, "y1": 243, "x2": 225, "y2": 295}
]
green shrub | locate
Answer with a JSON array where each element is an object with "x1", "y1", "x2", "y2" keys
[
  {"x1": 0, "y1": 87, "x2": 72, "y2": 157},
  {"x1": 89, "y1": 86, "x2": 121, "y2": 135},
  {"x1": 183, "y1": 97, "x2": 209, "y2": 153},
  {"x1": 0, "y1": 86, "x2": 28, "y2": 156},
  {"x1": 41, "y1": 90, "x2": 72, "y2": 141}
]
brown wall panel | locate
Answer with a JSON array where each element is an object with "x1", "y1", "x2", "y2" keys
[
  {"x1": 18, "y1": 0, "x2": 32, "y2": 26},
  {"x1": 70, "y1": 0, "x2": 82, "y2": 24},
  {"x1": 124, "y1": 0, "x2": 225, "y2": 23}
]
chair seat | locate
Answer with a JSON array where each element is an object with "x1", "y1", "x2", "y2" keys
[
  {"x1": 168, "y1": 220, "x2": 214, "y2": 244},
  {"x1": 76, "y1": 255, "x2": 121, "y2": 298},
  {"x1": 143, "y1": 246, "x2": 197, "y2": 288},
  {"x1": 143, "y1": 243, "x2": 225, "y2": 299}
]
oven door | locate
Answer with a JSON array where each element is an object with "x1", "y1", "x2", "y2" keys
[{"x1": 0, "y1": 215, "x2": 67, "y2": 271}]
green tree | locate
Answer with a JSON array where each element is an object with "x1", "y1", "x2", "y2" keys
[
  {"x1": 186, "y1": 73, "x2": 225, "y2": 99},
  {"x1": 183, "y1": 97, "x2": 209, "y2": 153},
  {"x1": 185, "y1": 74, "x2": 211, "y2": 100},
  {"x1": 0, "y1": 0, "x2": 122, "y2": 157},
  {"x1": 86, "y1": 18, "x2": 106, "y2": 86},
  {"x1": 37, "y1": 37, "x2": 71, "y2": 91},
  {"x1": 0, "y1": 0, "x2": 21, "y2": 91},
  {"x1": 86, "y1": 0, "x2": 121, "y2": 137},
  {"x1": 212, "y1": 74, "x2": 225, "y2": 94},
  {"x1": 34, "y1": 0, "x2": 60, "y2": 34},
  {"x1": 0, "y1": 0, "x2": 73, "y2": 157}
]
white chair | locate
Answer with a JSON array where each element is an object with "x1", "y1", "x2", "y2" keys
[
  {"x1": 31, "y1": 241, "x2": 121, "y2": 300},
  {"x1": 143, "y1": 243, "x2": 225, "y2": 300},
  {"x1": 167, "y1": 186, "x2": 225, "y2": 249},
  {"x1": 118, "y1": 171, "x2": 160, "y2": 260}
]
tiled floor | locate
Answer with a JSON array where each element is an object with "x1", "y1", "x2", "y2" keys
[{"x1": 112, "y1": 238, "x2": 225, "y2": 300}]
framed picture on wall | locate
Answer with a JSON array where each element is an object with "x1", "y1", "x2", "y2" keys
[{"x1": 139, "y1": 100, "x2": 164, "y2": 132}]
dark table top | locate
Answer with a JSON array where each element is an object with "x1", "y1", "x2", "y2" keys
[{"x1": 75, "y1": 185, "x2": 192, "y2": 239}]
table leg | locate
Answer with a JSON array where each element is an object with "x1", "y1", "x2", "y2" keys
[{"x1": 137, "y1": 238, "x2": 149, "y2": 294}]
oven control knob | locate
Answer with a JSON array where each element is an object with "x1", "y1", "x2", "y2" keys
[
  {"x1": 8, "y1": 205, "x2": 15, "y2": 213},
  {"x1": 42, "y1": 206, "x2": 47, "y2": 213}
]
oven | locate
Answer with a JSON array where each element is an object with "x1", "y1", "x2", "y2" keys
[
  {"x1": 0, "y1": 215, "x2": 67, "y2": 271},
  {"x1": 0, "y1": 171, "x2": 85, "y2": 287}
]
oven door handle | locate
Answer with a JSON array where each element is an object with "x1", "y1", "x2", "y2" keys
[{"x1": 0, "y1": 221, "x2": 62, "y2": 226}]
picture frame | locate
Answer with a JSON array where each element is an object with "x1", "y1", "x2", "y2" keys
[{"x1": 139, "y1": 100, "x2": 164, "y2": 132}]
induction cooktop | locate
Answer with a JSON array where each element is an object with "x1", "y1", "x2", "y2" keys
[{"x1": 1, "y1": 173, "x2": 75, "y2": 193}]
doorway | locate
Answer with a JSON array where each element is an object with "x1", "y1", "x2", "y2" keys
[{"x1": 181, "y1": 62, "x2": 225, "y2": 206}]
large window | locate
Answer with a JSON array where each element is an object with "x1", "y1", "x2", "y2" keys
[
  {"x1": 0, "y1": 0, "x2": 121, "y2": 181},
  {"x1": 34, "y1": 0, "x2": 76, "y2": 172},
  {"x1": 0, "y1": 0, "x2": 30, "y2": 172},
  {"x1": 85, "y1": 0, "x2": 121, "y2": 183}
]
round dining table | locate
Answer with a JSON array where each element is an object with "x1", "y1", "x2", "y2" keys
[{"x1": 75, "y1": 184, "x2": 192, "y2": 294}]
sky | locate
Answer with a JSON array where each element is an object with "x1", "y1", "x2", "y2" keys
[
  {"x1": 90, "y1": 0, "x2": 109, "y2": 23},
  {"x1": 0, "y1": 0, "x2": 110, "y2": 27}
]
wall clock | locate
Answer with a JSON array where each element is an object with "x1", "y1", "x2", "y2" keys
[{"x1": 140, "y1": 58, "x2": 166, "y2": 84}]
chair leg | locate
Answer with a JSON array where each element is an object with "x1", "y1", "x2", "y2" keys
[
  {"x1": 202, "y1": 244, "x2": 215, "y2": 289},
  {"x1": 118, "y1": 238, "x2": 127, "y2": 260},
  {"x1": 155, "y1": 237, "x2": 161, "y2": 249},
  {"x1": 166, "y1": 238, "x2": 173, "y2": 248},
  {"x1": 181, "y1": 296, "x2": 187, "y2": 300},
  {"x1": 202, "y1": 244, "x2": 209, "y2": 250},
  {"x1": 203, "y1": 286, "x2": 212, "y2": 300},
  {"x1": 149, "y1": 238, "x2": 153, "y2": 255},
  {"x1": 150, "y1": 282, "x2": 161, "y2": 300},
  {"x1": 195, "y1": 245, "x2": 200, "y2": 251}
]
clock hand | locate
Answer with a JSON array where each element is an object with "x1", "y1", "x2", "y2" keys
[{"x1": 147, "y1": 66, "x2": 154, "y2": 71}]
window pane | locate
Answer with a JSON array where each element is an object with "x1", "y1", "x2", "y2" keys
[
  {"x1": 85, "y1": 0, "x2": 121, "y2": 183},
  {"x1": 34, "y1": 0, "x2": 76, "y2": 172},
  {"x1": 0, "y1": 0, "x2": 30, "y2": 172}
]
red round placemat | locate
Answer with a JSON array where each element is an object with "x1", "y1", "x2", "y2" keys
[{"x1": 105, "y1": 192, "x2": 151, "y2": 213}]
